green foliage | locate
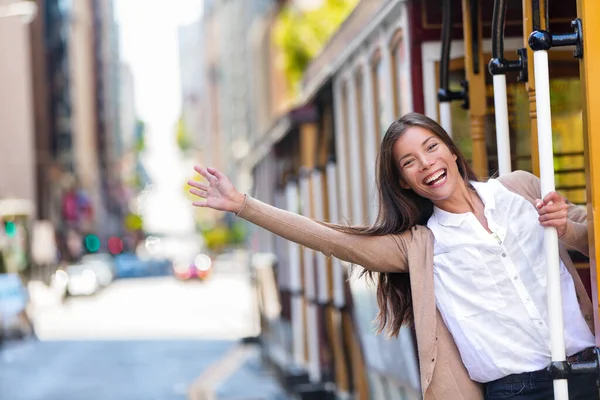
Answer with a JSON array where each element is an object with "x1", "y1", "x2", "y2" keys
[
  {"x1": 273, "y1": 0, "x2": 359, "y2": 94},
  {"x1": 134, "y1": 120, "x2": 146, "y2": 153},
  {"x1": 203, "y1": 225, "x2": 230, "y2": 251},
  {"x1": 201, "y1": 222, "x2": 247, "y2": 251}
]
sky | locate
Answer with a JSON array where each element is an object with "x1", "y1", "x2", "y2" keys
[
  {"x1": 115, "y1": 0, "x2": 203, "y2": 139},
  {"x1": 114, "y1": 0, "x2": 204, "y2": 236}
]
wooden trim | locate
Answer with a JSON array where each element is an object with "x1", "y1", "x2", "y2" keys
[
  {"x1": 461, "y1": 0, "x2": 489, "y2": 178},
  {"x1": 408, "y1": 0, "x2": 426, "y2": 113},
  {"x1": 577, "y1": 0, "x2": 600, "y2": 338},
  {"x1": 342, "y1": 309, "x2": 369, "y2": 399}
]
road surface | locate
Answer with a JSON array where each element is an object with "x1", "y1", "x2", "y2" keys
[{"x1": 0, "y1": 263, "x2": 285, "y2": 400}]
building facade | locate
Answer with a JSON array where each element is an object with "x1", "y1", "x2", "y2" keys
[{"x1": 0, "y1": 0, "x2": 126, "y2": 273}]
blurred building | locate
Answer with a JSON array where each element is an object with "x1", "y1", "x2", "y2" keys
[
  {"x1": 0, "y1": 0, "x2": 128, "y2": 272},
  {"x1": 177, "y1": 20, "x2": 205, "y2": 157},
  {"x1": 92, "y1": 0, "x2": 126, "y2": 241},
  {"x1": 201, "y1": 0, "x2": 275, "y2": 195},
  {"x1": 0, "y1": 1, "x2": 37, "y2": 208},
  {"x1": 119, "y1": 62, "x2": 136, "y2": 153}
]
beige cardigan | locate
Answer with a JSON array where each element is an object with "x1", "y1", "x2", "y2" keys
[{"x1": 236, "y1": 170, "x2": 594, "y2": 400}]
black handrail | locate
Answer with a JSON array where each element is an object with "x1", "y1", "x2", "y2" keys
[
  {"x1": 529, "y1": 0, "x2": 583, "y2": 59},
  {"x1": 488, "y1": 0, "x2": 527, "y2": 81},
  {"x1": 437, "y1": 0, "x2": 468, "y2": 109}
]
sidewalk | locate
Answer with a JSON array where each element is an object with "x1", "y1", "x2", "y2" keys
[{"x1": 189, "y1": 342, "x2": 290, "y2": 400}]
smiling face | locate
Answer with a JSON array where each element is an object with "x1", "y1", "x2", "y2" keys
[{"x1": 392, "y1": 126, "x2": 461, "y2": 204}]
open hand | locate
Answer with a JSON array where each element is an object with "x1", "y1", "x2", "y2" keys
[
  {"x1": 188, "y1": 166, "x2": 245, "y2": 213},
  {"x1": 535, "y1": 191, "x2": 569, "y2": 238}
]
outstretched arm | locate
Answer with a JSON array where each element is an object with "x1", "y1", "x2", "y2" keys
[{"x1": 189, "y1": 166, "x2": 409, "y2": 273}]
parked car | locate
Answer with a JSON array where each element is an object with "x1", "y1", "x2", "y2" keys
[
  {"x1": 80, "y1": 253, "x2": 115, "y2": 287},
  {"x1": 114, "y1": 253, "x2": 172, "y2": 279},
  {"x1": 173, "y1": 253, "x2": 212, "y2": 281},
  {"x1": 65, "y1": 264, "x2": 100, "y2": 296},
  {"x1": 0, "y1": 274, "x2": 35, "y2": 339}
]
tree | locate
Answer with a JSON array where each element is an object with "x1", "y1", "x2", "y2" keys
[
  {"x1": 273, "y1": 0, "x2": 359, "y2": 94},
  {"x1": 175, "y1": 114, "x2": 193, "y2": 152}
]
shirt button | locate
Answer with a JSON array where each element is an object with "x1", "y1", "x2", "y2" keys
[
  {"x1": 513, "y1": 276, "x2": 518, "y2": 280},
  {"x1": 538, "y1": 321, "x2": 544, "y2": 326},
  {"x1": 502, "y1": 253, "x2": 507, "y2": 257}
]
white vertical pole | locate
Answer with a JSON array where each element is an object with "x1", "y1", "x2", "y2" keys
[
  {"x1": 285, "y1": 180, "x2": 305, "y2": 368},
  {"x1": 379, "y1": 31, "x2": 396, "y2": 124},
  {"x1": 361, "y1": 57, "x2": 379, "y2": 225},
  {"x1": 439, "y1": 102, "x2": 453, "y2": 138},
  {"x1": 273, "y1": 189, "x2": 289, "y2": 366},
  {"x1": 333, "y1": 78, "x2": 350, "y2": 222},
  {"x1": 326, "y1": 162, "x2": 346, "y2": 309},
  {"x1": 347, "y1": 76, "x2": 365, "y2": 225},
  {"x1": 492, "y1": 74, "x2": 512, "y2": 175},
  {"x1": 311, "y1": 170, "x2": 329, "y2": 305},
  {"x1": 533, "y1": 49, "x2": 568, "y2": 400},
  {"x1": 299, "y1": 174, "x2": 321, "y2": 383}
]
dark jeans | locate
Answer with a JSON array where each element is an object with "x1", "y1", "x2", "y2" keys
[{"x1": 484, "y1": 371, "x2": 599, "y2": 400}]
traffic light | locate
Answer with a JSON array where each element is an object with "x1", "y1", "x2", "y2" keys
[
  {"x1": 84, "y1": 234, "x2": 101, "y2": 253},
  {"x1": 108, "y1": 237, "x2": 124, "y2": 255},
  {"x1": 4, "y1": 221, "x2": 16, "y2": 238}
]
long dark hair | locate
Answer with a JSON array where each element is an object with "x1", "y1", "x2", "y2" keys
[{"x1": 325, "y1": 112, "x2": 478, "y2": 337}]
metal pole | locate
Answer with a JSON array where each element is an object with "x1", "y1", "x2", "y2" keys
[
  {"x1": 528, "y1": 2, "x2": 585, "y2": 395},
  {"x1": 285, "y1": 180, "x2": 305, "y2": 368},
  {"x1": 490, "y1": 0, "x2": 511, "y2": 175},
  {"x1": 299, "y1": 172, "x2": 321, "y2": 383},
  {"x1": 438, "y1": 0, "x2": 455, "y2": 136},
  {"x1": 438, "y1": 0, "x2": 469, "y2": 137},
  {"x1": 311, "y1": 169, "x2": 329, "y2": 306},
  {"x1": 326, "y1": 162, "x2": 345, "y2": 310},
  {"x1": 533, "y1": 49, "x2": 568, "y2": 400},
  {"x1": 529, "y1": 34, "x2": 569, "y2": 399},
  {"x1": 439, "y1": 102, "x2": 453, "y2": 137},
  {"x1": 488, "y1": 0, "x2": 529, "y2": 176},
  {"x1": 492, "y1": 74, "x2": 512, "y2": 175}
]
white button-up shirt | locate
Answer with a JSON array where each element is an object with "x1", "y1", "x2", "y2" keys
[{"x1": 427, "y1": 179, "x2": 595, "y2": 383}]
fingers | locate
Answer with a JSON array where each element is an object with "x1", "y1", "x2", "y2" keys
[
  {"x1": 538, "y1": 209, "x2": 568, "y2": 223},
  {"x1": 537, "y1": 202, "x2": 566, "y2": 215},
  {"x1": 189, "y1": 188, "x2": 208, "y2": 199},
  {"x1": 543, "y1": 191, "x2": 564, "y2": 205},
  {"x1": 187, "y1": 180, "x2": 209, "y2": 191},
  {"x1": 192, "y1": 200, "x2": 207, "y2": 207},
  {"x1": 535, "y1": 191, "x2": 567, "y2": 214},
  {"x1": 539, "y1": 216, "x2": 568, "y2": 229},
  {"x1": 193, "y1": 165, "x2": 218, "y2": 184},
  {"x1": 207, "y1": 167, "x2": 226, "y2": 181}
]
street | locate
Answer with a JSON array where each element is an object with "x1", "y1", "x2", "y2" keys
[{"x1": 0, "y1": 261, "x2": 282, "y2": 400}]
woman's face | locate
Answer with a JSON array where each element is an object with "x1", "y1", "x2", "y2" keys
[{"x1": 392, "y1": 126, "x2": 460, "y2": 203}]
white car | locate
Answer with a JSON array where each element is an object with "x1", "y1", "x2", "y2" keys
[
  {"x1": 65, "y1": 264, "x2": 100, "y2": 296},
  {"x1": 80, "y1": 253, "x2": 115, "y2": 287}
]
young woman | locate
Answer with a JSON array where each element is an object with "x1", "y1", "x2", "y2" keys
[{"x1": 188, "y1": 113, "x2": 597, "y2": 400}]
